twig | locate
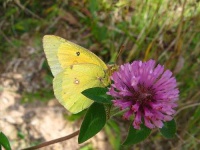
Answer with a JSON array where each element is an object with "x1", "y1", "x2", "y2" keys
[
  {"x1": 21, "y1": 130, "x2": 80, "y2": 150},
  {"x1": 175, "y1": 103, "x2": 200, "y2": 116},
  {"x1": 14, "y1": 0, "x2": 43, "y2": 20},
  {"x1": 185, "y1": 131, "x2": 200, "y2": 143},
  {"x1": 0, "y1": 30, "x2": 16, "y2": 47}
]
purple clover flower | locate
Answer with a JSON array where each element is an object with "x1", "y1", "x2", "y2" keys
[{"x1": 108, "y1": 60, "x2": 179, "y2": 129}]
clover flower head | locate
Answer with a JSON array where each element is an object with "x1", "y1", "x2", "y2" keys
[{"x1": 108, "y1": 60, "x2": 179, "y2": 129}]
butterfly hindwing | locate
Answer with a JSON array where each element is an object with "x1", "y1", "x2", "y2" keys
[{"x1": 53, "y1": 64, "x2": 109, "y2": 113}]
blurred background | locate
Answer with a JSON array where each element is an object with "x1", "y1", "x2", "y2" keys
[{"x1": 0, "y1": 0, "x2": 200, "y2": 149}]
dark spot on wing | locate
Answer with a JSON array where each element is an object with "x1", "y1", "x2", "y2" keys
[{"x1": 76, "y1": 52, "x2": 80, "y2": 56}]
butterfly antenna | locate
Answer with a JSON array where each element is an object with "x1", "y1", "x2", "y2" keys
[{"x1": 115, "y1": 45, "x2": 125, "y2": 63}]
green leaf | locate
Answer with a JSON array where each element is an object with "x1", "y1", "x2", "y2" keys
[
  {"x1": 123, "y1": 124, "x2": 151, "y2": 145},
  {"x1": 78, "y1": 102, "x2": 106, "y2": 143},
  {"x1": 105, "y1": 120, "x2": 121, "y2": 150},
  {"x1": 89, "y1": 0, "x2": 99, "y2": 16},
  {"x1": 0, "y1": 132, "x2": 11, "y2": 150},
  {"x1": 79, "y1": 143, "x2": 93, "y2": 150},
  {"x1": 160, "y1": 119, "x2": 176, "y2": 138},
  {"x1": 82, "y1": 87, "x2": 112, "y2": 104},
  {"x1": 17, "y1": 131, "x2": 25, "y2": 139},
  {"x1": 65, "y1": 110, "x2": 86, "y2": 122},
  {"x1": 92, "y1": 25, "x2": 108, "y2": 41}
]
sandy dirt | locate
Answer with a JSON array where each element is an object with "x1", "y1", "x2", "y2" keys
[{"x1": 0, "y1": 56, "x2": 112, "y2": 150}]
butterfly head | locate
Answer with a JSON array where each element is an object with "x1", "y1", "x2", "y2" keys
[{"x1": 107, "y1": 64, "x2": 119, "y2": 77}]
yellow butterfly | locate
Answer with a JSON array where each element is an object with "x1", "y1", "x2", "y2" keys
[{"x1": 43, "y1": 35, "x2": 110, "y2": 114}]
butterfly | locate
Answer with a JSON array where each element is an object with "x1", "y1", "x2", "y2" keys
[{"x1": 43, "y1": 35, "x2": 110, "y2": 114}]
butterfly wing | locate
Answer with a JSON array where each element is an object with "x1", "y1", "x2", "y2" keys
[
  {"x1": 43, "y1": 35, "x2": 107, "y2": 76},
  {"x1": 53, "y1": 64, "x2": 109, "y2": 114},
  {"x1": 43, "y1": 35, "x2": 65, "y2": 76}
]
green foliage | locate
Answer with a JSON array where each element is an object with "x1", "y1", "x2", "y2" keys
[
  {"x1": 88, "y1": 0, "x2": 99, "y2": 16},
  {"x1": 105, "y1": 120, "x2": 121, "y2": 150},
  {"x1": 160, "y1": 119, "x2": 176, "y2": 139},
  {"x1": 186, "y1": 106, "x2": 200, "y2": 149},
  {"x1": 64, "y1": 110, "x2": 86, "y2": 122},
  {"x1": 17, "y1": 131, "x2": 25, "y2": 139},
  {"x1": 91, "y1": 25, "x2": 108, "y2": 42},
  {"x1": 78, "y1": 103, "x2": 106, "y2": 143},
  {"x1": 80, "y1": 143, "x2": 94, "y2": 150},
  {"x1": 14, "y1": 18, "x2": 41, "y2": 33},
  {"x1": 188, "y1": 107, "x2": 200, "y2": 133},
  {"x1": 123, "y1": 124, "x2": 151, "y2": 145},
  {"x1": 82, "y1": 87, "x2": 112, "y2": 104},
  {"x1": 21, "y1": 89, "x2": 54, "y2": 103},
  {"x1": 0, "y1": 132, "x2": 11, "y2": 150}
]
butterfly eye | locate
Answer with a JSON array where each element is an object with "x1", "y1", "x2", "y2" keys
[{"x1": 76, "y1": 52, "x2": 80, "y2": 56}]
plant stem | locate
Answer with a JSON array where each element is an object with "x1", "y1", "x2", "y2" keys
[
  {"x1": 110, "y1": 108, "x2": 129, "y2": 118},
  {"x1": 21, "y1": 130, "x2": 80, "y2": 150}
]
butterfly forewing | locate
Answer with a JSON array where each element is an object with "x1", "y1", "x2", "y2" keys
[
  {"x1": 57, "y1": 42, "x2": 107, "y2": 70},
  {"x1": 43, "y1": 35, "x2": 107, "y2": 76},
  {"x1": 43, "y1": 35, "x2": 65, "y2": 76}
]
